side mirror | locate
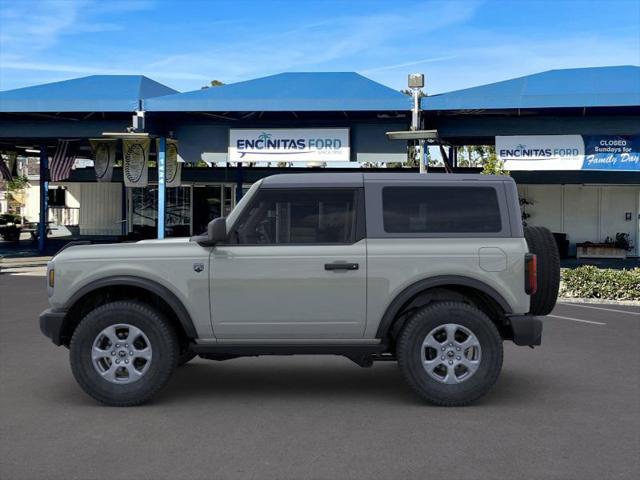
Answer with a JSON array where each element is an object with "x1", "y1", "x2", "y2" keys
[{"x1": 207, "y1": 217, "x2": 227, "y2": 244}]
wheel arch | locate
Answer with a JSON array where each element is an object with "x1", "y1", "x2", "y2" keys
[
  {"x1": 60, "y1": 275, "x2": 197, "y2": 346},
  {"x1": 375, "y1": 275, "x2": 512, "y2": 341}
]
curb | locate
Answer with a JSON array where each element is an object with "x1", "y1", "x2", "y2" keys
[
  {"x1": 558, "y1": 297, "x2": 640, "y2": 307},
  {"x1": 0, "y1": 262, "x2": 49, "y2": 271}
]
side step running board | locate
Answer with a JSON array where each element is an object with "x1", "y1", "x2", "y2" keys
[{"x1": 191, "y1": 343, "x2": 392, "y2": 367}]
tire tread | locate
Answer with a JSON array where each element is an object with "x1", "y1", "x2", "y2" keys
[
  {"x1": 69, "y1": 300, "x2": 178, "y2": 407},
  {"x1": 397, "y1": 301, "x2": 503, "y2": 407}
]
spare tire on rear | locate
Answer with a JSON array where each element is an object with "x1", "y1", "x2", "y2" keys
[{"x1": 524, "y1": 226, "x2": 560, "y2": 315}]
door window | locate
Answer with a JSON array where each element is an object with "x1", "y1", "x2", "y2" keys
[{"x1": 231, "y1": 189, "x2": 360, "y2": 245}]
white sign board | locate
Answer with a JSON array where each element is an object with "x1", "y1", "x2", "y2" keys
[
  {"x1": 229, "y1": 128, "x2": 350, "y2": 162},
  {"x1": 496, "y1": 135, "x2": 585, "y2": 170}
]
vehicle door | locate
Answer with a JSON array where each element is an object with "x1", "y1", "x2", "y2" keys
[{"x1": 210, "y1": 187, "x2": 367, "y2": 339}]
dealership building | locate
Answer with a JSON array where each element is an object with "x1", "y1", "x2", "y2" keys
[{"x1": 0, "y1": 65, "x2": 638, "y2": 257}]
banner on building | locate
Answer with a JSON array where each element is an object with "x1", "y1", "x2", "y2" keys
[
  {"x1": 496, "y1": 135, "x2": 640, "y2": 171},
  {"x1": 229, "y1": 128, "x2": 350, "y2": 162},
  {"x1": 90, "y1": 139, "x2": 116, "y2": 182},
  {"x1": 156, "y1": 138, "x2": 182, "y2": 187},
  {"x1": 123, "y1": 138, "x2": 149, "y2": 187},
  {"x1": 496, "y1": 135, "x2": 585, "y2": 171},
  {"x1": 582, "y1": 136, "x2": 640, "y2": 171}
]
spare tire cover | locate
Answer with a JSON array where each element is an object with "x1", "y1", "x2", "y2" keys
[{"x1": 524, "y1": 226, "x2": 560, "y2": 316}]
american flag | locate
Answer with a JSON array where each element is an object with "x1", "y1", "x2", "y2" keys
[{"x1": 49, "y1": 140, "x2": 78, "y2": 182}]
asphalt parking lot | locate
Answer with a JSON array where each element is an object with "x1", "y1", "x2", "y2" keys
[{"x1": 1, "y1": 273, "x2": 638, "y2": 480}]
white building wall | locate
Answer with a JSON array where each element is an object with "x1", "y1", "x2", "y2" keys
[
  {"x1": 600, "y1": 187, "x2": 639, "y2": 251},
  {"x1": 562, "y1": 185, "x2": 600, "y2": 245},
  {"x1": 518, "y1": 184, "x2": 640, "y2": 256},
  {"x1": 22, "y1": 181, "x2": 41, "y2": 222},
  {"x1": 64, "y1": 184, "x2": 81, "y2": 208},
  {"x1": 78, "y1": 182, "x2": 122, "y2": 235}
]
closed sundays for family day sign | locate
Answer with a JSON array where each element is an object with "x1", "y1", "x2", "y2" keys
[
  {"x1": 497, "y1": 135, "x2": 640, "y2": 171},
  {"x1": 229, "y1": 128, "x2": 350, "y2": 162}
]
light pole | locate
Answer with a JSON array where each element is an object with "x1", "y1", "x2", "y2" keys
[{"x1": 408, "y1": 73, "x2": 426, "y2": 173}]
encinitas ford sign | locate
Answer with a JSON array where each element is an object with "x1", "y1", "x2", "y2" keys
[
  {"x1": 229, "y1": 128, "x2": 350, "y2": 162},
  {"x1": 497, "y1": 135, "x2": 584, "y2": 170}
]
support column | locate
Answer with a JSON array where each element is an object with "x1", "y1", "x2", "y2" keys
[
  {"x1": 38, "y1": 145, "x2": 48, "y2": 254},
  {"x1": 157, "y1": 137, "x2": 166, "y2": 240},
  {"x1": 419, "y1": 139, "x2": 426, "y2": 174},
  {"x1": 121, "y1": 182, "x2": 127, "y2": 236},
  {"x1": 235, "y1": 162, "x2": 244, "y2": 203}
]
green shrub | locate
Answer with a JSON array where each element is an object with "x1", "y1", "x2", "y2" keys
[{"x1": 560, "y1": 266, "x2": 640, "y2": 301}]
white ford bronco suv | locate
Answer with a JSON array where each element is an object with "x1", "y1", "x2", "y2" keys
[{"x1": 40, "y1": 173, "x2": 560, "y2": 407}]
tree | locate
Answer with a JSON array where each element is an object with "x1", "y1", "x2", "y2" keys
[
  {"x1": 201, "y1": 79, "x2": 225, "y2": 89},
  {"x1": 4, "y1": 175, "x2": 30, "y2": 215},
  {"x1": 481, "y1": 148, "x2": 509, "y2": 176}
]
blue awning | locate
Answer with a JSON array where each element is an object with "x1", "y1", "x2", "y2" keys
[
  {"x1": 422, "y1": 66, "x2": 640, "y2": 111},
  {"x1": 0, "y1": 75, "x2": 178, "y2": 113},
  {"x1": 145, "y1": 72, "x2": 411, "y2": 112}
]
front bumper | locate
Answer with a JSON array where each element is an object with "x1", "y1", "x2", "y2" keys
[
  {"x1": 507, "y1": 315, "x2": 543, "y2": 346},
  {"x1": 39, "y1": 308, "x2": 67, "y2": 346}
]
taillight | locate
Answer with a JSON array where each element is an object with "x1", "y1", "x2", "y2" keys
[{"x1": 525, "y1": 253, "x2": 537, "y2": 295}]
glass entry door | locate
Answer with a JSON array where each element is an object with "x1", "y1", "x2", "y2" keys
[
  {"x1": 192, "y1": 184, "x2": 235, "y2": 235},
  {"x1": 129, "y1": 186, "x2": 192, "y2": 239}
]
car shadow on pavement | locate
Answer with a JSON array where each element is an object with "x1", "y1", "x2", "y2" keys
[
  {"x1": 150, "y1": 360, "x2": 544, "y2": 407},
  {"x1": 159, "y1": 360, "x2": 416, "y2": 405},
  {"x1": 46, "y1": 359, "x2": 545, "y2": 408}
]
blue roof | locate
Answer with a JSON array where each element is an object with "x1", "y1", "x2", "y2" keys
[
  {"x1": 0, "y1": 75, "x2": 178, "y2": 113},
  {"x1": 145, "y1": 72, "x2": 411, "y2": 112},
  {"x1": 422, "y1": 66, "x2": 640, "y2": 111}
]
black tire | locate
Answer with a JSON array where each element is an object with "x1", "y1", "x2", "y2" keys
[
  {"x1": 524, "y1": 226, "x2": 560, "y2": 315},
  {"x1": 177, "y1": 350, "x2": 197, "y2": 367},
  {"x1": 397, "y1": 302, "x2": 503, "y2": 406},
  {"x1": 69, "y1": 300, "x2": 179, "y2": 407}
]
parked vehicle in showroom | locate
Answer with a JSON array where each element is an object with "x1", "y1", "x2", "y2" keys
[{"x1": 40, "y1": 173, "x2": 559, "y2": 406}]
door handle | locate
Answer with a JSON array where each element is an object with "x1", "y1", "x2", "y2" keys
[{"x1": 324, "y1": 262, "x2": 359, "y2": 271}]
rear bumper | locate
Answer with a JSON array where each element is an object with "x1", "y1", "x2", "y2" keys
[
  {"x1": 39, "y1": 308, "x2": 67, "y2": 346},
  {"x1": 507, "y1": 314, "x2": 543, "y2": 346}
]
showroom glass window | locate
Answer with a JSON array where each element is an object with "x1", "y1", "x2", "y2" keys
[
  {"x1": 382, "y1": 186, "x2": 501, "y2": 233},
  {"x1": 231, "y1": 189, "x2": 358, "y2": 245}
]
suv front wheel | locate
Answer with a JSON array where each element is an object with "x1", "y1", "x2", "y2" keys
[
  {"x1": 397, "y1": 301, "x2": 503, "y2": 406},
  {"x1": 69, "y1": 300, "x2": 179, "y2": 406}
]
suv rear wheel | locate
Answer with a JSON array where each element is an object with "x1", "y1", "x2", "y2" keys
[
  {"x1": 69, "y1": 300, "x2": 179, "y2": 406},
  {"x1": 397, "y1": 301, "x2": 503, "y2": 406}
]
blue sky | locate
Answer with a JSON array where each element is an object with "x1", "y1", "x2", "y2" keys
[{"x1": 0, "y1": 0, "x2": 638, "y2": 94}]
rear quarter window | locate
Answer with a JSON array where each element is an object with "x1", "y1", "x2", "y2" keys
[{"x1": 382, "y1": 186, "x2": 502, "y2": 233}]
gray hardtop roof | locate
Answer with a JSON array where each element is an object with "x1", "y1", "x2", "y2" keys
[
  {"x1": 363, "y1": 172, "x2": 512, "y2": 182},
  {"x1": 261, "y1": 173, "x2": 363, "y2": 188},
  {"x1": 260, "y1": 172, "x2": 512, "y2": 188}
]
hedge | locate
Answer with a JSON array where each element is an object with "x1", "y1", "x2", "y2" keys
[{"x1": 560, "y1": 266, "x2": 640, "y2": 301}]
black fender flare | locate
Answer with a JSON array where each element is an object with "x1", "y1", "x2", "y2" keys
[
  {"x1": 375, "y1": 275, "x2": 512, "y2": 339},
  {"x1": 64, "y1": 275, "x2": 198, "y2": 338}
]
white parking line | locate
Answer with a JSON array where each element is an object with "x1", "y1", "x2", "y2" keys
[
  {"x1": 558, "y1": 303, "x2": 640, "y2": 316},
  {"x1": 547, "y1": 314, "x2": 606, "y2": 326}
]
